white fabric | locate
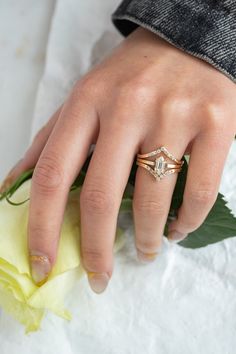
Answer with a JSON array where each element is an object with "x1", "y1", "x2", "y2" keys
[
  {"x1": 0, "y1": 0, "x2": 55, "y2": 180},
  {"x1": 1, "y1": 0, "x2": 236, "y2": 353}
]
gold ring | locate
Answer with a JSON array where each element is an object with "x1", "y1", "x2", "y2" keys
[{"x1": 136, "y1": 146, "x2": 184, "y2": 181}]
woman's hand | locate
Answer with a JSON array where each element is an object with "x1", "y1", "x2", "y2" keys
[{"x1": 1, "y1": 27, "x2": 236, "y2": 293}]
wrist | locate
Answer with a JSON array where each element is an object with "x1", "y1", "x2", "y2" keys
[{"x1": 129, "y1": 25, "x2": 181, "y2": 55}]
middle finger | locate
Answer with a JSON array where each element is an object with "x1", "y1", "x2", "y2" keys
[{"x1": 80, "y1": 120, "x2": 139, "y2": 293}]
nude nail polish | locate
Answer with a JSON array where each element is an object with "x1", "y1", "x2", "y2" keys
[
  {"x1": 30, "y1": 252, "x2": 51, "y2": 286},
  {"x1": 0, "y1": 176, "x2": 14, "y2": 194},
  {"x1": 87, "y1": 272, "x2": 109, "y2": 294},
  {"x1": 137, "y1": 249, "x2": 159, "y2": 263},
  {"x1": 0, "y1": 159, "x2": 23, "y2": 194},
  {"x1": 168, "y1": 230, "x2": 187, "y2": 242}
]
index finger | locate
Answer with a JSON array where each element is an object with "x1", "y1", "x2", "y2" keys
[{"x1": 28, "y1": 98, "x2": 97, "y2": 285}]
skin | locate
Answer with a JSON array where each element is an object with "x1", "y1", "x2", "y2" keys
[{"x1": 1, "y1": 27, "x2": 236, "y2": 292}]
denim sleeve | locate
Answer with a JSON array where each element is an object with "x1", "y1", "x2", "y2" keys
[{"x1": 111, "y1": 0, "x2": 236, "y2": 83}]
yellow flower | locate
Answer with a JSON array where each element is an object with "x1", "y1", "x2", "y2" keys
[{"x1": 0, "y1": 180, "x2": 125, "y2": 333}]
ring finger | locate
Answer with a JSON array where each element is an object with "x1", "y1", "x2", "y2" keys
[{"x1": 133, "y1": 131, "x2": 187, "y2": 262}]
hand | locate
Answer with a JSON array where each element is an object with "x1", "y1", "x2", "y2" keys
[{"x1": 1, "y1": 27, "x2": 236, "y2": 293}]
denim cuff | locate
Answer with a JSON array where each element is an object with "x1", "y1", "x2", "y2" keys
[{"x1": 112, "y1": 0, "x2": 236, "y2": 84}]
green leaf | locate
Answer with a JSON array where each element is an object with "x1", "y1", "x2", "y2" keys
[
  {"x1": 0, "y1": 169, "x2": 34, "y2": 205},
  {"x1": 119, "y1": 198, "x2": 132, "y2": 212},
  {"x1": 178, "y1": 192, "x2": 236, "y2": 248}
]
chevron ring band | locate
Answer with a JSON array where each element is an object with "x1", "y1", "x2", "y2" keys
[{"x1": 136, "y1": 146, "x2": 184, "y2": 181}]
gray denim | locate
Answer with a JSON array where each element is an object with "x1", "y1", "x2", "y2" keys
[{"x1": 112, "y1": 0, "x2": 236, "y2": 84}]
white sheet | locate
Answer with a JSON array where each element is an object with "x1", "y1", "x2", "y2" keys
[
  {"x1": 0, "y1": 0, "x2": 55, "y2": 180},
  {"x1": 1, "y1": 1, "x2": 236, "y2": 353}
]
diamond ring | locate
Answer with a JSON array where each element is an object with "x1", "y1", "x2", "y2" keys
[{"x1": 136, "y1": 146, "x2": 184, "y2": 181}]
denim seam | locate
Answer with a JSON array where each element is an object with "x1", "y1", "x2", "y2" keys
[{"x1": 112, "y1": 13, "x2": 236, "y2": 85}]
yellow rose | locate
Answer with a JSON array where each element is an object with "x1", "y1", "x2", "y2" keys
[{"x1": 0, "y1": 179, "x2": 125, "y2": 333}]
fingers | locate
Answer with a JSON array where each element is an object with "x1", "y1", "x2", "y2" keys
[
  {"x1": 28, "y1": 98, "x2": 98, "y2": 286},
  {"x1": 80, "y1": 122, "x2": 138, "y2": 293},
  {"x1": 0, "y1": 107, "x2": 61, "y2": 193},
  {"x1": 133, "y1": 133, "x2": 187, "y2": 262},
  {"x1": 167, "y1": 130, "x2": 233, "y2": 242}
]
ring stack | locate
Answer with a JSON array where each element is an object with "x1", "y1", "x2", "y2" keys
[{"x1": 136, "y1": 146, "x2": 184, "y2": 181}]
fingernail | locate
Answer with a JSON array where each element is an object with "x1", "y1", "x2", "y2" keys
[
  {"x1": 168, "y1": 230, "x2": 187, "y2": 242},
  {"x1": 0, "y1": 176, "x2": 14, "y2": 194},
  {"x1": 0, "y1": 159, "x2": 23, "y2": 194},
  {"x1": 136, "y1": 249, "x2": 159, "y2": 263},
  {"x1": 87, "y1": 272, "x2": 110, "y2": 294},
  {"x1": 30, "y1": 252, "x2": 51, "y2": 286}
]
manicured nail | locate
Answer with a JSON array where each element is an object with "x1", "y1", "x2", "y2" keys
[
  {"x1": 30, "y1": 252, "x2": 51, "y2": 286},
  {"x1": 168, "y1": 230, "x2": 187, "y2": 242},
  {"x1": 87, "y1": 272, "x2": 109, "y2": 294},
  {"x1": 0, "y1": 159, "x2": 23, "y2": 194},
  {"x1": 0, "y1": 176, "x2": 14, "y2": 194},
  {"x1": 136, "y1": 249, "x2": 159, "y2": 263}
]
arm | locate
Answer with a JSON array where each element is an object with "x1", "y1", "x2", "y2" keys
[{"x1": 112, "y1": 0, "x2": 236, "y2": 83}]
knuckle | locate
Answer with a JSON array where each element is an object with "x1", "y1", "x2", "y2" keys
[
  {"x1": 187, "y1": 187, "x2": 216, "y2": 205},
  {"x1": 82, "y1": 247, "x2": 103, "y2": 262},
  {"x1": 116, "y1": 80, "x2": 154, "y2": 106},
  {"x1": 161, "y1": 95, "x2": 194, "y2": 119},
  {"x1": 136, "y1": 239, "x2": 159, "y2": 254},
  {"x1": 33, "y1": 155, "x2": 64, "y2": 193},
  {"x1": 202, "y1": 101, "x2": 227, "y2": 130},
  {"x1": 30, "y1": 225, "x2": 55, "y2": 243},
  {"x1": 133, "y1": 197, "x2": 167, "y2": 216},
  {"x1": 29, "y1": 226, "x2": 57, "y2": 260},
  {"x1": 73, "y1": 74, "x2": 101, "y2": 101},
  {"x1": 179, "y1": 218, "x2": 201, "y2": 231},
  {"x1": 81, "y1": 187, "x2": 116, "y2": 215},
  {"x1": 82, "y1": 246, "x2": 108, "y2": 271}
]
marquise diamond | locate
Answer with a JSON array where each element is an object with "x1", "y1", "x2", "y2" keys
[{"x1": 155, "y1": 156, "x2": 167, "y2": 176}]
